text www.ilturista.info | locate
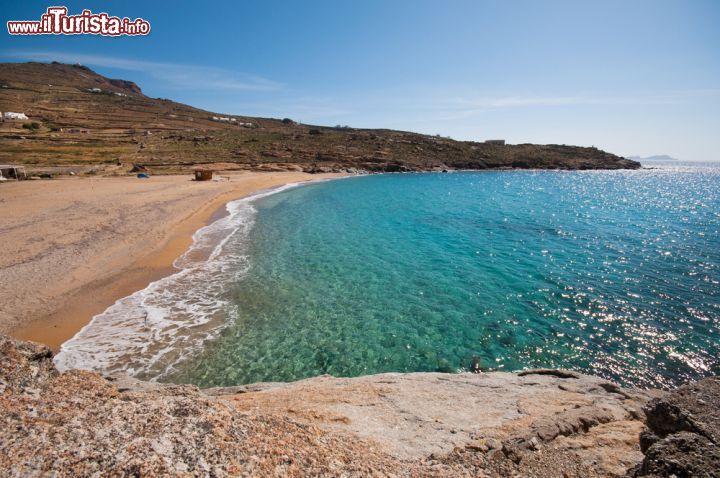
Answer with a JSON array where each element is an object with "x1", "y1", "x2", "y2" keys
[{"x1": 7, "y1": 7, "x2": 150, "y2": 36}]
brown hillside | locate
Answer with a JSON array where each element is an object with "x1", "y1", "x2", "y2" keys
[{"x1": 0, "y1": 62, "x2": 640, "y2": 175}]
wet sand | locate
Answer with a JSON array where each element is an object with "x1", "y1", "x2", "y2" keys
[{"x1": 0, "y1": 171, "x2": 345, "y2": 350}]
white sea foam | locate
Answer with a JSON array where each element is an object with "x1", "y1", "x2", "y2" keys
[{"x1": 54, "y1": 182, "x2": 304, "y2": 380}]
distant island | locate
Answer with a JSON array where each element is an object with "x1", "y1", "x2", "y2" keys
[{"x1": 626, "y1": 154, "x2": 679, "y2": 161}]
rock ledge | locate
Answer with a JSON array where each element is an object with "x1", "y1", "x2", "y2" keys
[{"x1": 1, "y1": 334, "x2": 716, "y2": 477}]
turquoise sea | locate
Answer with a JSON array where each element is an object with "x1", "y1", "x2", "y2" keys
[{"x1": 56, "y1": 162, "x2": 720, "y2": 389}]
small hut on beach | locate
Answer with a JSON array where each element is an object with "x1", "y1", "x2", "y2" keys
[
  {"x1": 194, "y1": 170, "x2": 213, "y2": 181},
  {"x1": 0, "y1": 165, "x2": 27, "y2": 181}
]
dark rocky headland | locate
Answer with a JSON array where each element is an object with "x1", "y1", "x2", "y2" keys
[
  {"x1": 0, "y1": 62, "x2": 639, "y2": 176},
  {"x1": 1, "y1": 334, "x2": 717, "y2": 477}
]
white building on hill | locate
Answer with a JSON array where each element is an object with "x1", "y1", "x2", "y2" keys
[
  {"x1": 211, "y1": 116, "x2": 240, "y2": 123},
  {"x1": 2, "y1": 112, "x2": 29, "y2": 121}
]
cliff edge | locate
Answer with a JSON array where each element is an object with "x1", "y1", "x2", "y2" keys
[{"x1": 3, "y1": 335, "x2": 716, "y2": 477}]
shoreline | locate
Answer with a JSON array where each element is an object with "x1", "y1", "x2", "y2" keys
[{"x1": 5, "y1": 172, "x2": 348, "y2": 351}]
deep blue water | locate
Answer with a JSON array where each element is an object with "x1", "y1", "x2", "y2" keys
[{"x1": 163, "y1": 164, "x2": 720, "y2": 389}]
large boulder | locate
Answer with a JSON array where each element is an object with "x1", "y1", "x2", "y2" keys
[
  {"x1": 0, "y1": 335, "x2": 57, "y2": 394},
  {"x1": 632, "y1": 376, "x2": 720, "y2": 477}
]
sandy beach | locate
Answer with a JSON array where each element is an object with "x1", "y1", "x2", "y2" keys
[{"x1": 0, "y1": 171, "x2": 345, "y2": 350}]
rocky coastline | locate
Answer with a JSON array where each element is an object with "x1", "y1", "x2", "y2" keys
[{"x1": 1, "y1": 334, "x2": 717, "y2": 477}]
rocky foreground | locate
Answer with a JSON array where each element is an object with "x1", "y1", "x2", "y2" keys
[{"x1": 1, "y1": 335, "x2": 717, "y2": 477}]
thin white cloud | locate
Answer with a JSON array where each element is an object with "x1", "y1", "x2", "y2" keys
[
  {"x1": 3, "y1": 50, "x2": 281, "y2": 92},
  {"x1": 451, "y1": 95, "x2": 680, "y2": 109},
  {"x1": 421, "y1": 90, "x2": 720, "y2": 121},
  {"x1": 235, "y1": 96, "x2": 353, "y2": 121}
]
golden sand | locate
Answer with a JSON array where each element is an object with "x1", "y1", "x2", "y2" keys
[{"x1": 0, "y1": 171, "x2": 345, "y2": 350}]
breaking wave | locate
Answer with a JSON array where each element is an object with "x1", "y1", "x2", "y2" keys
[{"x1": 54, "y1": 183, "x2": 304, "y2": 380}]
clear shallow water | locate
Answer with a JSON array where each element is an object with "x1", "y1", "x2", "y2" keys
[
  {"x1": 54, "y1": 184, "x2": 301, "y2": 378},
  {"x1": 59, "y1": 164, "x2": 720, "y2": 389}
]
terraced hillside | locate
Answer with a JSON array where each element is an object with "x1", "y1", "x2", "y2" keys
[{"x1": 0, "y1": 62, "x2": 640, "y2": 175}]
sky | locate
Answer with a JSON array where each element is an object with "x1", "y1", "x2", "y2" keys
[{"x1": 1, "y1": 0, "x2": 719, "y2": 161}]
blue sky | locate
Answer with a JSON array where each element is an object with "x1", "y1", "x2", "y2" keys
[{"x1": 1, "y1": 0, "x2": 719, "y2": 160}]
